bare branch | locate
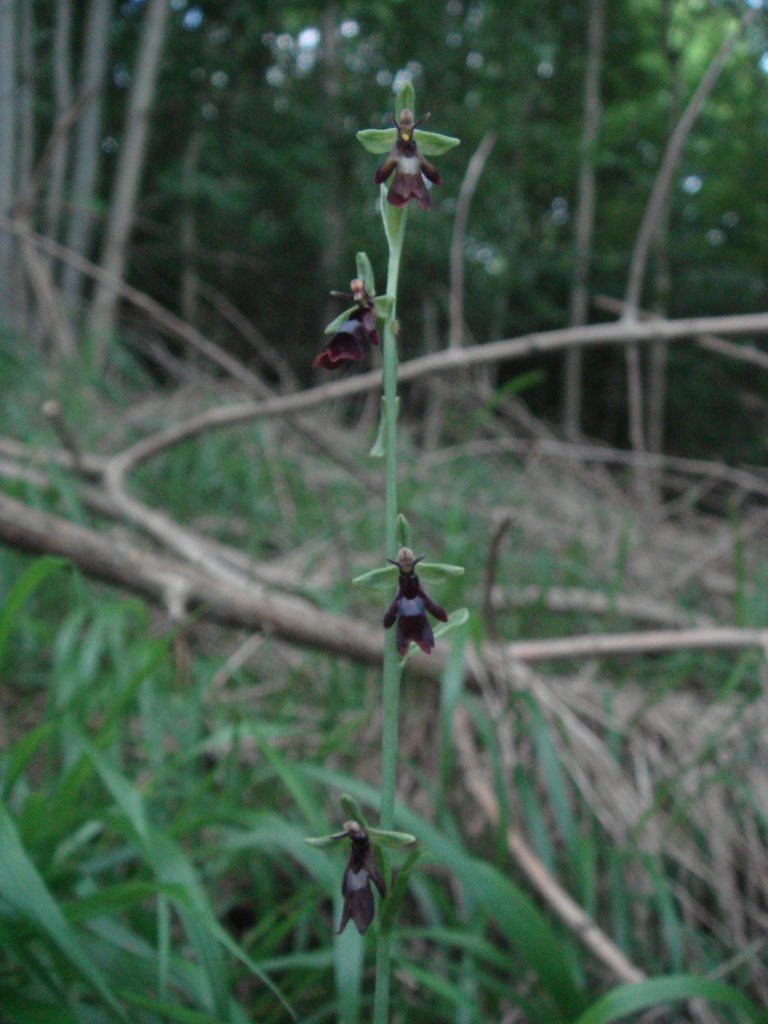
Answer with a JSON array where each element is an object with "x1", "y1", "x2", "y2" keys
[
  {"x1": 596, "y1": 293, "x2": 768, "y2": 373},
  {"x1": 2, "y1": 489, "x2": 767, "y2": 676},
  {"x1": 100, "y1": 306, "x2": 768, "y2": 472},
  {"x1": 504, "y1": 627, "x2": 768, "y2": 664}
]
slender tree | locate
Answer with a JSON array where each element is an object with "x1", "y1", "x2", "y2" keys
[
  {"x1": 88, "y1": 0, "x2": 171, "y2": 356},
  {"x1": 0, "y1": 0, "x2": 16, "y2": 324},
  {"x1": 45, "y1": 0, "x2": 74, "y2": 243},
  {"x1": 61, "y1": 0, "x2": 110, "y2": 315},
  {"x1": 562, "y1": 0, "x2": 605, "y2": 440}
]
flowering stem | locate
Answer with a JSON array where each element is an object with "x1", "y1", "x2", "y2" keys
[{"x1": 373, "y1": 200, "x2": 408, "y2": 1024}]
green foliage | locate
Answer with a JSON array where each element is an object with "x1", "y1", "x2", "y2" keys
[{"x1": 5, "y1": 2, "x2": 768, "y2": 1018}]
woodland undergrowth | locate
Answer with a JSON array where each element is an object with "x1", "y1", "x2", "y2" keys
[{"x1": 1, "y1": 321, "x2": 768, "y2": 1023}]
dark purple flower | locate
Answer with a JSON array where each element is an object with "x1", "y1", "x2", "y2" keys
[
  {"x1": 336, "y1": 821, "x2": 386, "y2": 935},
  {"x1": 383, "y1": 547, "x2": 448, "y2": 656},
  {"x1": 313, "y1": 278, "x2": 380, "y2": 370},
  {"x1": 374, "y1": 109, "x2": 441, "y2": 211}
]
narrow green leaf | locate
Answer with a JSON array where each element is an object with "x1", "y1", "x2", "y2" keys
[
  {"x1": 80, "y1": 739, "x2": 296, "y2": 1020},
  {"x1": 367, "y1": 827, "x2": 416, "y2": 848},
  {"x1": 571, "y1": 975, "x2": 765, "y2": 1024},
  {"x1": 305, "y1": 833, "x2": 347, "y2": 849},
  {"x1": 0, "y1": 994, "x2": 80, "y2": 1024},
  {"x1": 392, "y1": 956, "x2": 477, "y2": 1013},
  {"x1": 395, "y1": 81, "x2": 415, "y2": 117},
  {"x1": 340, "y1": 793, "x2": 368, "y2": 827},
  {"x1": 352, "y1": 565, "x2": 398, "y2": 591},
  {"x1": 381, "y1": 182, "x2": 408, "y2": 249},
  {"x1": 2, "y1": 722, "x2": 56, "y2": 798},
  {"x1": 355, "y1": 252, "x2": 376, "y2": 295},
  {"x1": 0, "y1": 801, "x2": 128, "y2": 1021},
  {"x1": 324, "y1": 303, "x2": 358, "y2": 335},
  {"x1": 255, "y1": 733, "x2": 323, "y2": 831},
  {"x1": 396, "y1": 514, "x2": 411, "y2": 549},
  {"x1": 369, "y1": 397, "x2": 400, "y2": 458},
  {"x1": 119, "y1": 990, "x2": 229, "y2": 1024},
  {"x1": 64, "y1": 881, "x2": 180, "y2": 923},
  {"x1": 434, "y1": 608, "x2": 470, "y2": 637},
  {"x1": 0, "y1": 557, "x2": 65, "y2": 678},
  {"x1": 417, "y1": 562, "x2": 465, "y2": 584},
  {"x1": 379, "y1": 846, "x2": 424, "y2": 933},
  {"x1": 356, "y1": 127, "x2": 396, "y2": 154},
  {"x1": 158, "y1": 892, "x2": 171, "y2": 1004},
  {"x1": 413, "y1": 129, "x2": 461, "y2": 156}
]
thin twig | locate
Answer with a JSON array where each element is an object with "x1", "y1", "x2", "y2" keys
[
  {"x1": 41, "y1": 399, "x2": 83, "y2": 473},
  {"x1": 481, "y1": 511, "x2": 514, "y2": 641}
]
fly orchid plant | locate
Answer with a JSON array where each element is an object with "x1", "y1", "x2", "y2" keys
[{"x1": 307, "y1": 81, "x2": 466, "y2": 1024}]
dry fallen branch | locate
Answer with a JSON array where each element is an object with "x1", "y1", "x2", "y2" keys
[
  {"x1": 97, "y1": 305, "x2": 768, "y2": 476},
  {"x1": 504, "y1": 627, "x2": 768, "y2": 663},
  {"x1": 494, "y1": 584, "x2": 715, "y2": 629},
  {"x1": 2, "y1": 489, "x2": 766, "y2": 674}
]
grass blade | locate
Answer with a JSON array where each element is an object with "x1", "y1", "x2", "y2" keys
[
  {"x1": 572, "y1": 975, "x2": 767, "y2": 1024},
  {"x1": 0, "y1": 800, "x2": 127, "y2": 1021}
]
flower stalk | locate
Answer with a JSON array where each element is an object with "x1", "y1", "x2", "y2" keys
[
  {"x1": 312, "y1": 82, "x2": 460, "y2": 1023},
  {"x1": 372, "y1": 188, "x2": 408, "y2": 1024}
]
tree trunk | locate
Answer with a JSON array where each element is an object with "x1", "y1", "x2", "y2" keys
[
  {"x1": 562, "y1": 0, "x2": 605, "y2": 440},
  {"x1": 621, "y1": 7, "x2": 757, "y2": 502},
  {"x1": 648, "y1": 1, "x2": 681, "y2": 456},
  {"x1": 46, "y1": 0, "x2": 74, "y2": 244},
  {"x1": 16, "y1": 0, "x2": 37, "y2": 333},
  {"x1": 179, "y1": 130, "x2": 201, "y2": 326},
  {"x1": 0, "y1": 0, "x2": 17, "y2": 325},
  {"x1": 88, "y1": 0, "x2": 171, "y2": 356},
  {"x1": 61, "y1": 0, "x2": 110, "y2": 315},
  {"x1": 319, "y1": 4, "x2": 346, "y2": 329}
]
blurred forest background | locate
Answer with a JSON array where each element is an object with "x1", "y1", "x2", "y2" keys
[{"x1": 2, "y1": 0, "x2": 768, "y2": 1022}]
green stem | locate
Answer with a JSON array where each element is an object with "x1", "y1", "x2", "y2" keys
[{"x1": 373, "y1": 199, "x2": 408, "y2": 1024}]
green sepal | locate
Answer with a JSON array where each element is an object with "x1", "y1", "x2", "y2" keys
[
  {"x1": 401, "y1": 608, "x2": 470, "y2": 664},
  {"x1": 373, "y1": 295, "x2": 394, "y2": 321},
  {"x1": 352, "y1": 559, "x2": 463, "y2": 591},
  {"x1": 367, "y1": 827, "x2": 416, "y2": 848},
  {"x1": 415, "y1": 562, "x2": 465, "y2": 584},
  {"x1": 324, "y1": 304, "x2": 358, "y2": 335},
  {"x1": 434, "y1": 607, "x2": 470, "y2": 638},
  {"x1": 356, "y1": 252, "x2": 376, "y2": 296},
  {"x1": 304, "y1": 832, "x2": 348, "y2": 848},
  {"x1": 381, "y1": 182, "x2": 408, "y2": 248},
  {"x1": 396, "y1": 514, "x2": 411, "y2": 549},
  {"x1": 352, "y1": 565, "x2": 398, "y2": 592},
  {"x1": 395, "y1": 81, "x2": 416, "y2": 118},
  {"x1": 369, "y1": 396, "x2": 399, "y2": 458},
  {"x1": 378, "y1": 846, "x2": 425, "y2": 933},
  {"x1": 340, "y1": 793, "x2": 368, "y2": 827},
  {"x1": 356, "y1": 127, "x2": 396, "y2": 154},
  {"x1": 413, "y1": 129, "x2": 461, "y2": 156}
]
